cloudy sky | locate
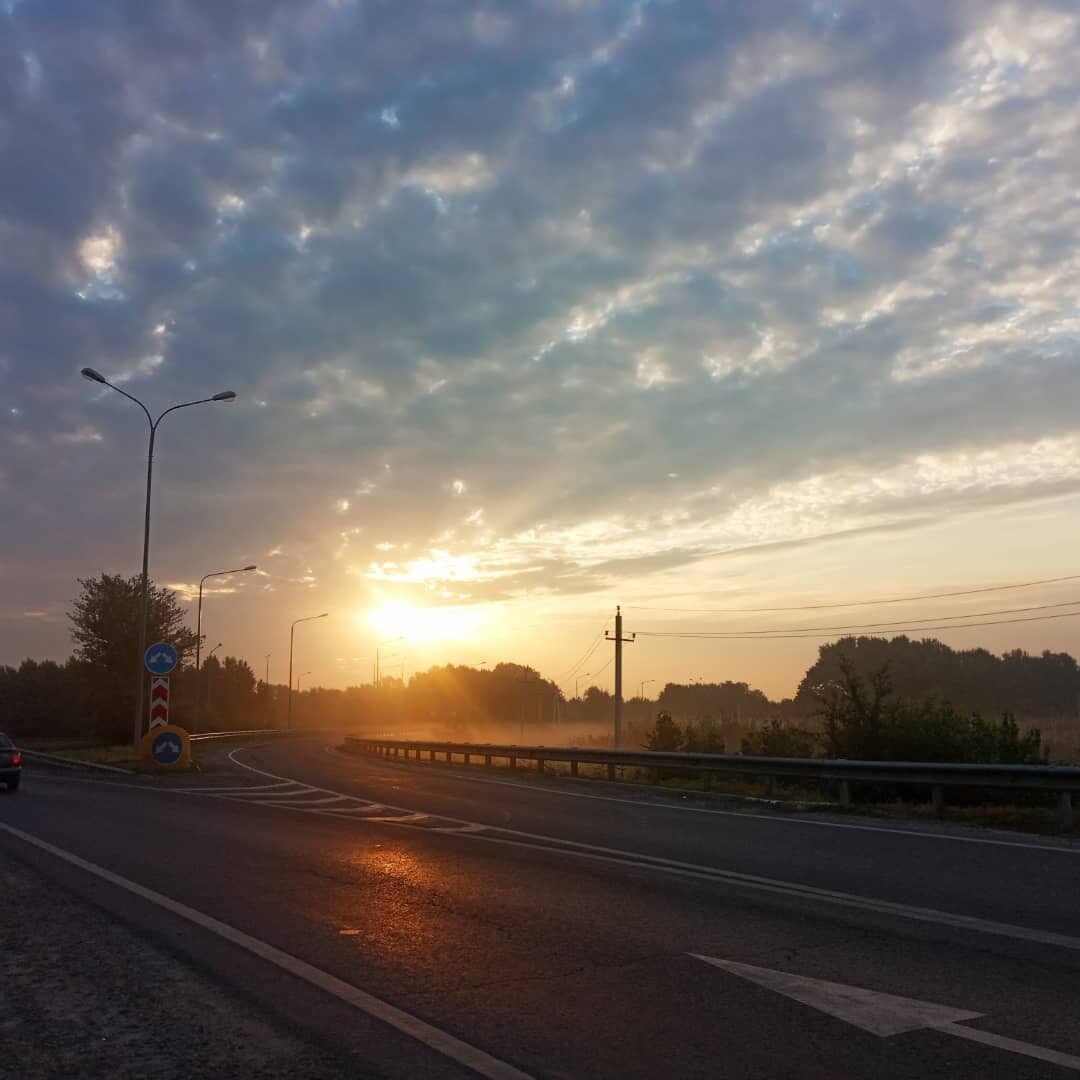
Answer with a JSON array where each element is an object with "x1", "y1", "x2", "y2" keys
[{"x1": 3, "y1": 0, "x2": 1080, "y2": 698}]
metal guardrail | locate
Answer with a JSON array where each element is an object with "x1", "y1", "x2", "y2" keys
[
  {"x1": 189, "y1": 729, "x2": 290, "y2": 742},
  {"x1": 344, "y1": 737, "x2": 1080, "y2": 832}
]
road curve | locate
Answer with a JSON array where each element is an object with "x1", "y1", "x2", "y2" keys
[{"x1": 1, "y1": 736, "x2": 1078, "y2": 1080}]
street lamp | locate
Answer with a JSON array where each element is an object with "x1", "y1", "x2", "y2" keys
[
  {"x1": 288, "y1": 612, "x2": 327, "y2": 729},
  {"x1": 81, "y1": 366, "x2": 237, "y2": 748},
  {"x1": 194, "y1": 563, "x2": 257, "y2": 732},
  {"x1": 639, "y1": 679, "x2": 655, "y2": 700},
  {"x1": 296, "y1": 671, "x2": 312, "y2": 692}
]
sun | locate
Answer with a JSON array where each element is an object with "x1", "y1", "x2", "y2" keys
[{"x1": 365, "y1": 601, "x2": 485, "y2": 643}]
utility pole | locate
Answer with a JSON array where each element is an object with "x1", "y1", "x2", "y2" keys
[{"x1": 605, "y1": 606, "x2": 635, "y2": 748}]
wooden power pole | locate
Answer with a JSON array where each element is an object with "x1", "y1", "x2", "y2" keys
[{"x1": 605, "y1": 606, "x2": 635, "y2": 747}]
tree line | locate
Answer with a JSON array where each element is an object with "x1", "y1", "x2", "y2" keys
[{"x1": 1, "y1": 576, "x2": 1078, "y2": 765}]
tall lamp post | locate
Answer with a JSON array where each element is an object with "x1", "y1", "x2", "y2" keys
[
  {"x1": 288, "y1": 613, "x2": 327, "y2": 729},
  {"x1": 194, "y1": 564, "x2": 256, "y2": 732},
  {"x1": 81, "y1": 367, "x2": 236, "y2": 748},
  {"x1": 296, "y1": 671, "x2": 312, "y2": 692}
]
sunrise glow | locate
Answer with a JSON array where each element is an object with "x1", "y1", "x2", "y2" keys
[{"x1": 365, "y1": 602, "x2": 488, "y2": 644}]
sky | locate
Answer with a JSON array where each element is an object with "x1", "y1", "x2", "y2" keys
[{"x1": 2, "y1": 0, "x2": 1080, "y2": 701}]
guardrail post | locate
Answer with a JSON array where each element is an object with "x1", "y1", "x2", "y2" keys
[
  {"x1": 1059, "y1": 792, "x2": 1073, "y2": 834},
  {"x1": 446, "y1": 750, "x2": 453, "y2": 762},
  {"x1": 839, "y1": 780, "x2": 852, "y2": 808},
  {"x1": 765, "y1": 776, "x2": 775, "y2": 798},
  {"x1": 932, "y1": 785, "x2": 944, "y2": 816},
  {"x1": 464, "y1": 753, "x2": 471, "y2": 765},
  {"x1": 509, "y1": 755, "x2": 517, "y2": 769},
  {"x1": 484, "y1": 754, "x2": 492, "y2": 767},
  {"x1": 537, "y1": 757, "x2": 545, "y2": 775},
  {"x1": 571, "y1": 760, "x2": 578, "y2": 777},
  {"x1": 702, "y1": 771, "x2": 712, "y2": 792},
  {"x1": 607, "y1": 763, "x2": 616, "y2": 781}
]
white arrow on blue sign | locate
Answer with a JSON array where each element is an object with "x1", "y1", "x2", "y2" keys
[
  {"x1": 144, "y1": 642, "x2": 178, "y2": 676},
  {"x1": 151, "y1": 731, "x2": 183, "y2": 765}
]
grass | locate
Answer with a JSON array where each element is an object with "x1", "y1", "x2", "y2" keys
[
  {"x1": 377, "y1": 749, "x2": 1074, "y2": 834},
  {"x1": 19, "y1": 740, "x2": 140, "y2": 767}
]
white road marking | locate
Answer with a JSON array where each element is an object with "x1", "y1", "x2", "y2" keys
[
  {"x1": 355, "y1": 753, "x2": 1080, "y2": 856},
  {"x1": 254, "y1": 795, "x2": 353, "y2": 808},
  {"x1": 225, "y1": 747, "x2": 1080, "y2": 953},
  {"x1": 214, "y1": 786, "x2": 322, "y2": 800},
  {"x1": 691, "y1": 954, "x2": 1080, "y2": 1071},
  {"x1": 29, "y1": 753, "x2": 1080, "y2": 953},
  {"x1": 169, "y1": 781, "x2": 295, "y2": 794},
  {"x1": 0, "y1": 822, "x2": 534, "y2": 1080}
]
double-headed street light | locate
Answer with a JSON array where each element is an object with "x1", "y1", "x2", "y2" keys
[
  {"x1": 288, "y1": 613, "x2": 327, "y2": 729},
  {"x1": 81, "y1": 367, "x2": 236, "y2": 748},
  {"x1": 194, "y1": 563, "x2": 257, "y2": 732}
]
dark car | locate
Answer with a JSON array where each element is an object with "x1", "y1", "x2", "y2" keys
[{"x1": 0, "y1": 734, "x2": 21, "y2": 791}]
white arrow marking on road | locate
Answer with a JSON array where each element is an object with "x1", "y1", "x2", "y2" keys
[{"x1": 691, "y1": 955, "x2": 1080, "y2": 1071}]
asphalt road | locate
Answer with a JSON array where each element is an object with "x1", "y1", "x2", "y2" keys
[{"x1": 2, "y1": 736, "x2": 1080, "y2": 1080}]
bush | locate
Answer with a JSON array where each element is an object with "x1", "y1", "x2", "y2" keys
[
  {"x1": 817, "y1": 659, "x2": 1044, "y2": 764},
  {"x1": 643, "y1": 711, "x2": 683, "y2": 752},
  {"x1": 741, "y1": 718, "x2": 818, "y2": 758},
  {"x1": 684, "y1": 721, "x2": 725, "y2": 754}
]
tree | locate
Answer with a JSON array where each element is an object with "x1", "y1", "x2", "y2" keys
[
  {"x1": 644, "y1": 711, "x2": 683, "y2": 752},
  {"x1": 68, "y1": 574, "x2": 197, "y2": 742}
]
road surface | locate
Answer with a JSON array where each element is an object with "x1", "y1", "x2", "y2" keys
[{"x1": 2, "y1": 736, "x2": 1079, "y2": 1079}]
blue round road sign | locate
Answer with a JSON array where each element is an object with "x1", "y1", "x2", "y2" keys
[
  {"x1": 151, "y1": 730, "x2": 183, "y2": 765},
  {"x1": 144, "y1": 642, "x2": 178, "y2": 675}
]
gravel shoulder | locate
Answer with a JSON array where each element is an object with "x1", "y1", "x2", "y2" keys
[{"x1": 0, "y1": 847, "x2": 356, "y2": 1080}]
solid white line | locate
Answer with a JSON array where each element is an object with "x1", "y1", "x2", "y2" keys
[
  {"x1": 362, "y1": 813, "x2": 431, "y2": 824},
  {"x1": 169, "y1": 782, "x2": 295, "y2": 794},
  {"x1": 938, "y1": 1022, "x2": 1080, "y2": 1071},
  {"x1": 351, "y1": 752, "x2": 1080, "y2": 856},
  {"x1": 0, "y1": 822, "x2": 534, "y2": 1080},
  {"x1": 228, "y1": 747, "x2": 1080, "y2": 952},
  {"x1": 214, "y1": 787, "x2": 321, "y2": 800},
  {"x1": 447, "y1": 829, "x2": 1080, "y2": 952},
  {"x1": 251, "y1": 795, "x2": 353, "y2": 808}
]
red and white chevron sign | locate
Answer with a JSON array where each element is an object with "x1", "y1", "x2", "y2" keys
[{"x1": 149, "y1": 676, "x2": 170, "y2": 730}]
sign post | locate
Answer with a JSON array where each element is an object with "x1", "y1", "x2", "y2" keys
[{"x1": 140, "y1": 642, "x2": 189, "y2": 769}]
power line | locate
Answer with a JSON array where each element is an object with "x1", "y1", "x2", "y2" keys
[
  {"x1": 632, "y1": 599, "x2": 1080, "y2": 639},
  {"x1": 586, "y1": 656, "x2": 613, "y2": 678},
  {"x1": 634, "y1": 608, "x2": 1080, "y2": 641},
  {"x1": 559, "y1": 625, "x2": 608, "y2": 682},
  {"x1": 624, "y1": 573, "x2": 1080, "y2": 614}
]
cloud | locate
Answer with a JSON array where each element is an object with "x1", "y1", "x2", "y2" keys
[{"x1": 2, "y1": 0, "x2": 1080, "y2": 668}]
